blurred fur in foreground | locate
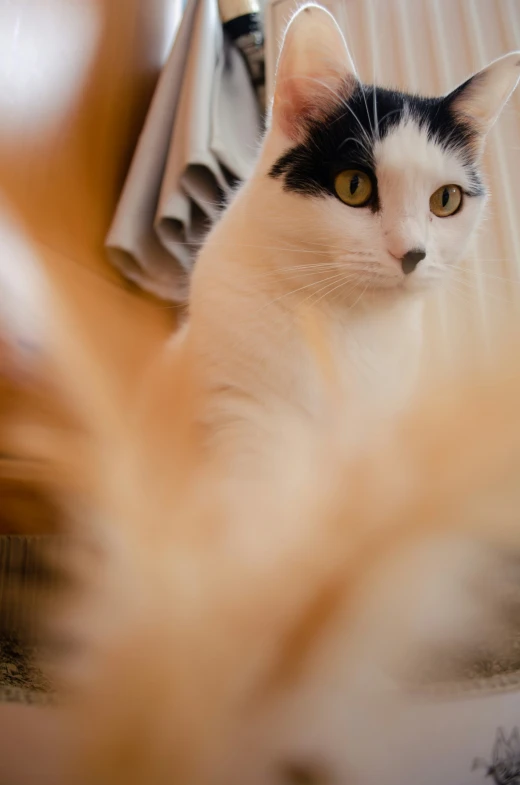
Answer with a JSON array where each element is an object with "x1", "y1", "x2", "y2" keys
[{"x1": 2, "y1": 216, "x2": 520, "y2": 785}]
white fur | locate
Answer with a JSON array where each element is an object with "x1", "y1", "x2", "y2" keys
[
  {"x1": 186, "y1": 111, "x2": 483, "y2": 463},
  {"x1": 181, "y1": 6, "x2": 520, "y2": 474},
  {"x1": 374, "y1": 117, "x2": 486, "y2": 289},
  {"x1": 176, "y1": 12, "x2": 520, "y2": 776}
]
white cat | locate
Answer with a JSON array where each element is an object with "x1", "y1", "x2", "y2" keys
[
  {"x1": 1, "y1": 6, "x2": 520, "y2": 785},
  {"x1": 183, "y1": 3, "x2": 520, "y2": 465}
]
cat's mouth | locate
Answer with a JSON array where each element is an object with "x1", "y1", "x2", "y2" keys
[
  {"x1": 367, "y1": 261, "x2": 442, "y2": 294},
  {"x1": 361, "y1": 273, "x2": 435, "y2": 299},
  {"x1": 365, "y1": 272, "x2": 406, "y2": 292}
]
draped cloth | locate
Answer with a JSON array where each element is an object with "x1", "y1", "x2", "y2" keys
[{"x1": 106, "y1": 0, "x2": 261, "y2": 301}]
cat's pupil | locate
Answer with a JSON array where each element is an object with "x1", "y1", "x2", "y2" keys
[
  {"x1": 350, "y1": 174, "x2": 359, "y2": 195},
  {"x1": 442, "y1": 188, "x2": 450, "y2": 207}
]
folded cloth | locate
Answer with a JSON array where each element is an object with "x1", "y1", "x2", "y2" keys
[{"x1": 106, "y1": 0, "x2": 261, "y2": 302}]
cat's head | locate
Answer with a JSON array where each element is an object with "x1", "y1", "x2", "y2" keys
[{"x1": 261, "y1": 4, "x2": 520, "y2": 301}]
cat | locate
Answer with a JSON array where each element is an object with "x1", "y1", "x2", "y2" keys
[
  {"x1": 1, "y1": 5, "x2": 520, "y2": 785},
  {"x1": 182, "y1": 2, "x2": 520, "y2": 472},
  {"x1": 63, "y1": 6, "x2": 520, "y2": 781},
  {"x1": 4, "y1": 264, "x2": 520, "y2": 785}
]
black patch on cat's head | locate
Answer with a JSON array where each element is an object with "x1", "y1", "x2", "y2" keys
[{"x1": 269, "y1": 80, "x2": 485, "y2": 207}]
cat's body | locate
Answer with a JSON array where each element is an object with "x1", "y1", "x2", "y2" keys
[
  {"x1": 181, "y1": 5, "x2": 518, "y2": 471},
  {"x1": 188, "y1": 176, "x2": 424, "y2": 454}
]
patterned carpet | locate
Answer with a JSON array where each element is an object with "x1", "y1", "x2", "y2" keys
[
  {"x1": 0, "y1": 637, "x2": 51, "y2": 703},
  {"x1": 0, "y1": 536, "x2": 54, "y2": 704},
  {"x1": 2, "y1": 536, "x2": 520, "y2": 702}
]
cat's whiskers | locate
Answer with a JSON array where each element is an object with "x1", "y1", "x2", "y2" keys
[
  {"x1": 309, "y1": 273, "x2": 366, "y2": 310},
  {"x1": 453, "y1": 263, "x2": 520, "y2": 286},
  {"x1": 254, "y1": 262, "x2": 341, "y2": 274},
  {"x1": 295, "y1": 75, "x2": 363, "y2": 153},
  {"x1": 442, "y1": 277, "x2": 480, "y2": 307},
  {"x1": 358, "y1": 80, "x2": 376, "y2": 142},
  {"x1": 205, "y1": 240, "x2": 333, "y2": 255},
  {"x1": 332, "y1": 102, "x2": 373, "y2": 153},
  {"x1": 294, "y1": 239, "x2": 374, "y2": 255},
  {"x1": 336, "y1": 135, "x2": 371, "y2": 160},
  {"x1": 303, "y1": 74, "x2": 373, "y2": 153},
  {"x1": 469, "y1": 257, "x2": 520, "y2": 263},
  {"x1": 445, "y1": 270, "x2": 516, "y2": 306},
  {"x1": 297, "y1": 273, "x2": 360, "y2": 310},
  {"x1": 255, "y1": 256, "x2": 378, "y2": 275},
  {"x1": 272, "y1": 272, "x2": 363, "y2": 344},
  {"x1": 431, "y1": 260, "x2": 520, "y2": 288},
  {"x1": 188, "y1": 237, "x2": 379, "y2": 255},
  {"x1": 250, "y1": 263, "x2": 344, "y2": 283},
  {"x1": 372, "y1": 80, "x2": 380, "y2": 144},
  {"x1": 231, "y1": 264, "x2": 368, "y2": 353},
  {"x1": 346, "y1": 280, "x2": 370, "y2": 309},
  {"x1": 228, "y1": 271, "x2": 353, "y2": 348},
  {"x1": 201, "y1": 241, "x2": 347, "y2": 256},
  {"x1": 375, "y1": 107, "x2": 402, "y2": 133}
]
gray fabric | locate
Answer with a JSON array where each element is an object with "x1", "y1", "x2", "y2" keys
[{"x1": 106, "y1": 0, "x2": 261, "y2": 302}]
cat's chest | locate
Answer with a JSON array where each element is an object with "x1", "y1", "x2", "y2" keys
[
  {"x1": 190, "y1": 294, "x2": 423, "y2": 442},
  {"x1": 327, "y1": 300, "x2": 424, "y2": 417}
]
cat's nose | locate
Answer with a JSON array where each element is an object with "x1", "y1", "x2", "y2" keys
[{"x1": 401, "y1": 248, "x2": 426, "y2": 275}]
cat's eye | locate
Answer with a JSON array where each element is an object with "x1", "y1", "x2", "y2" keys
[
  {"x1": 430, "y1": 184, "x2": 462, "y2": 217},
  {"x1": 334, "y1": 169, "x2": 373, "y2": 207}
]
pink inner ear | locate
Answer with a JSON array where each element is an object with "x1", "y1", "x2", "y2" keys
[
  {"x1": 275, "y1": 76, "x2": 314, "y2": 142},
  {"x1": 275, "y1": 71, "x2": 356, "y2": 143}
]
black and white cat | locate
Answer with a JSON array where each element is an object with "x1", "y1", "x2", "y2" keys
[
  {"x1": 1, "y1": 6, "x2": 520, "y2": 785},
  {"x1": 185, "y1": 3, "x2": 520, "y2": 452}
]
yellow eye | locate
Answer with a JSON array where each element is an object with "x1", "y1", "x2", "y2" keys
[
  {"x1": 430, "y1": 184, "x2": 462, "y2": 217},
  {"x1": 334, "y1": 169, "x2": 373, "y2": 207}
]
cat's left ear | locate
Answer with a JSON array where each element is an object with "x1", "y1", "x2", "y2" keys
[
  {"x1": 448, "y1": 52, "x2": 520, "y2": 142},
  {"x1": 271, "y1": 4, "x2": 358, "y2": 143}
]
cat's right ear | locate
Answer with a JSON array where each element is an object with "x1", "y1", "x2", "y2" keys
[
  {"x1": 271, "y1": 4, "x2": 357, "y2": 143},
  {"x1": 447, "y1": 52, "x2": 520, "y2": 150}
]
